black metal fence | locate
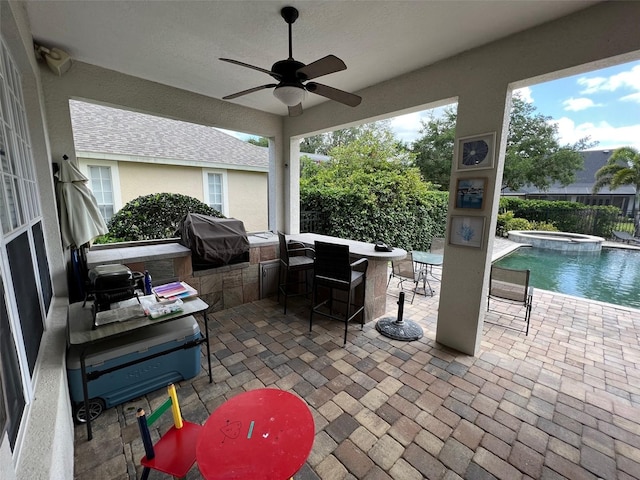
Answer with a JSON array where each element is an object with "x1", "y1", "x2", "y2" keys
[
  {"x1": 505, "y1": 207, "x2": 636, "y2": 238},
  {"x1": 300, "y1": 211, "x2": 328, "y2": 234}
]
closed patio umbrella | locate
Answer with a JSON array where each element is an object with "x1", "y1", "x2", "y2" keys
[{"x1": 56, "y1": 158, "x2": 108, "y2": 248}]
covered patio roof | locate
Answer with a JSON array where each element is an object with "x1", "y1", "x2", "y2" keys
[{"x1": 25, "y1": 1, "x2": 600, "y2": 118}]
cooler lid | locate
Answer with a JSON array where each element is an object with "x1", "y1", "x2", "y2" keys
[{"x1": 67, "y1": 315, "x2": 200, "y2": 368}]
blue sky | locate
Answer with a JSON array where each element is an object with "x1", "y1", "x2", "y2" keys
[
  {"x1": 223, "y1": 59, "x2": 640, "y2": 152},
  {"x1": 391, "y1": 59, "x2": 640, "y2": 151}
]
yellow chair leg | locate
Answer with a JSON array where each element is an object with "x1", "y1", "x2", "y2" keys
[{"x1": 167, "y1": 384, "x2": 183, "y2": 429}]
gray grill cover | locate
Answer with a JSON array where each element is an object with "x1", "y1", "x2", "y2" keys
[{"x1": 178, "y1": 214, "x2": 249, "y2": 268}]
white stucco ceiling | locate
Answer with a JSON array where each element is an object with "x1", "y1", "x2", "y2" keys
[{"x1": 25, "y1": 1, "x2": 600, "y2": 117}]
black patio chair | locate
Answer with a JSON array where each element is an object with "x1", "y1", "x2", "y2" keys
[
  {"x1": 309, "y1": 241, "x2": 368, "y2": 345},
  {"x1": 277, "y1": 232, "x2": 315, "y2": 314}
]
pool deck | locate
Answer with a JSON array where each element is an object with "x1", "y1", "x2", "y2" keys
[{"x1": 73, "y1": 237, "x2": 640, "y2": 480}]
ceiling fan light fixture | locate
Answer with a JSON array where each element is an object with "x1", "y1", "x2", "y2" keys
[{"x1": 273, "y1": 85, "x2": 305, "y2": 106}]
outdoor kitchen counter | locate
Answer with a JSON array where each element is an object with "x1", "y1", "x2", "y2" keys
[
  {"x1": 86, "y1": 242, "x2": 193, "y2": 282},
  {"x1": 288, "y1": 233, "x2": 407, "y2": 322},
  {"x1": 86, "y1": 242, "x2": 191, "y2": 269}
]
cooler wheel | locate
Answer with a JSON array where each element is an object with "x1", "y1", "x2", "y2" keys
[{"x1": 74, "y1": 398, "x2": 105, "y2": 424}]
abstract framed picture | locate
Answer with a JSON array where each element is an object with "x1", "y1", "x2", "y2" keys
[
  {"x1": 449, "y1": 215, "x2": 485, "y2": 249},
  {"x1": 455, "y1": 177, "x2": 487, "y2": 210},
  {"x1": 455, "y1": 132, "x2": 496, "y2": 171}
]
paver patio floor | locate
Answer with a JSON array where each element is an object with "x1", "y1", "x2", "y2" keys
[{"x1": 73, "y1": 241, "x2": 640, "y2": 480}]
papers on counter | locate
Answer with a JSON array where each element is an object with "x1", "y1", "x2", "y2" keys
[{"x1": 152, "y1": 281, "x2": 198, "y2": 301}]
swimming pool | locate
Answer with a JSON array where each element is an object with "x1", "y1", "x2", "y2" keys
[{"x1": 494, "y1": 247, "x2": 640, "y2": 310}]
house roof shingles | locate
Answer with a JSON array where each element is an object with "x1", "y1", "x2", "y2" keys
[{"x1": 69, "y1": 100, "x2": 268, "y2": 169}]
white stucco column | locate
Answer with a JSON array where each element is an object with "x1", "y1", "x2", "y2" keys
[
  {"x1": 281, "y1": 136, "x2": 301, "y2": 234},
  {"x1": 435, "y1": 87, "x2": 511, "y2": 355}
]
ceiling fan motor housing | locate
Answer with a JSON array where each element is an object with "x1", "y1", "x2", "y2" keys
[{"x1": 271, "y1": 59, "x2": 306, "y2": 85}]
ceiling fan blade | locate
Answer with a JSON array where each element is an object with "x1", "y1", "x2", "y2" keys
[
  {"x1": 306, "y1": 82, "x2": 362, "y2": 107},
  {"x1": 222, "y1": 84, "x2": 277, "y2": 100},
  {"x1": 296, "y1": 55, "x2": 346, "y2": 80},
  {"x1": 219, "y1": 58, "x2": 282, "y2": 80},
  {"x1": 288, "y1": 103, "x2": 303, "y2": 117}
]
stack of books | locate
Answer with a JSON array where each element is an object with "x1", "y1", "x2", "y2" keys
[{"x1": 152, "y1": 281, "x2": 198, "y2": 301}]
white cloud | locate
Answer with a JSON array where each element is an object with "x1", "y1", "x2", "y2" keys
[
  {"x1": 577, "y1": 76, "x2": 607, "y2": 94},
  {"x1": 390, "y1": 112, "x2": 426, "y2": 143},
  {"x1": 513, "y1": 87, "x2": 533, "y2": 103},
  {"x1": 620, "y1": 92, "x2": 640, "y2": 104},
  {"x1": 389, "y1": 106, "x2": 451, "y2": 143},
  {"x1": 215, "y1": 128, "x2": 257, "y2": 141},
  {"x1": 578, "y1": 64, "x2": 640, "y2": 95},
  {"x1": 550, "y1": 116, "x2": 640, "y2": 151},
  {"x1": 562, "y1": 97, "x2": 601, "y2": 112}
]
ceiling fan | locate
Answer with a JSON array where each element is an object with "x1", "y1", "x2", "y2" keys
[{"x1": 220, "y1": 6, "x2": 362, "y2": 117}]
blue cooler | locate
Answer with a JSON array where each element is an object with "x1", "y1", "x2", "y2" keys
[{"x1": 67, "y1": 315, "x2": 201, "y2": 421}]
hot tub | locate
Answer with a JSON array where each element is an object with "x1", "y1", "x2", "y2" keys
[{"x1": 507, "y1": 230, "x2": 604, "y2": 252}]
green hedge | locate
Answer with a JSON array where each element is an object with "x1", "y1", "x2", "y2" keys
[
  {"x1": 301, "y1": 190, "x2": 448, "y2": 251},
  {"x1": 105, "y1": 193, "x2": 223, "y2": 242},
  {"x1": 499, "y1": 197, "x2": 621, "y2": 237}
]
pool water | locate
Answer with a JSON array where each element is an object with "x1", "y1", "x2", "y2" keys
[{"x1": 494, "y1": 247, "x2": 640, "y2": 310}]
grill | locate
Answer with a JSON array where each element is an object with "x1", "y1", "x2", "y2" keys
[
  {"x1": 88, "y1": 265, "x2": 138, "y2": 311},
  {"x1": 85, "y1": 265, "x2": 143, "y2": 327},
  {"x1": 177, "y1": 213, "x2": 250, "y2": 270}
]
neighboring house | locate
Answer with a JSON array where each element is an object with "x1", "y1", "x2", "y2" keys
[
  {"x1": 69, "y1": 100, "x2": 269, "y2": 232},
  {"x1": 503, "y1": 149, "x2": 636, "y2": 216}
]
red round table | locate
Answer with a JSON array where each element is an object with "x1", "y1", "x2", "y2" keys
[{"x1": 196, "y1": 388, "x2": 315, "y2": 479}]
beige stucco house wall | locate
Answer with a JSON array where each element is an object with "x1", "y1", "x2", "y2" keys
[
  {"x1": 72, "y1": 101, "x2": 269, "y2": 232},
  {"x1": 77, "y1": 158, "x2": 268, "y2": 232}
]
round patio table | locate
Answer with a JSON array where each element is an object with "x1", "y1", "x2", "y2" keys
[{"x1": 196, "y1": 388, "x2": 315, "y2": 479}]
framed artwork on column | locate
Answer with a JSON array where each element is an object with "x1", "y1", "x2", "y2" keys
[
  {"x1": 455, "y1": 132, "x2": 496, "y2": 171},
  {"x1": 449, "y1": 215, "x2": 485, "y2": 249},
  {"x1": 455, "y1": 177, "x2": 487, "y2": 210}
]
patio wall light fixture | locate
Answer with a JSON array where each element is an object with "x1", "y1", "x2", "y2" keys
[{"x1": 34, "y1": 42, "x2": 72, "y2": 76}]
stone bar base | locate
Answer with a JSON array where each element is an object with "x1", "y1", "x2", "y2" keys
[{"x1": 85, "y1": 233, "x2": 404, "y2": 320}]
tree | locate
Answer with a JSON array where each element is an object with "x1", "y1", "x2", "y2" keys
[
  {"x1": 300, "y1": 155, "x2": 322, "y2": 180},
  {"x1": 301, "y1": 120, "x2": 398, "y2": 155},
  {"x1": 411, "y1": 107, "x2": 457, "y2": 190},
  {"x1": 593, "y1": 146, "x2": 640, "y2": 236},
  {"x1": 504, "y1": 96, "x2": 593, "y2": 191},
  {"x1": 247, "y1": 137, "x2": 269, "y2": 147},
  {"x1": 412, "y1": 95, "x2": 595, "y2": 191},
  {"x1": 300, "y1": 125, "x2": 445, "y2": 249}
]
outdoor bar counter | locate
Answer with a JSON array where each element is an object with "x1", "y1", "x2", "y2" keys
[{"x1": 288, "y1": 233, "x2": 406, "y2": 322}]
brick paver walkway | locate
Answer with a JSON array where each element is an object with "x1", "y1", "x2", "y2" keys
[{"x1": 74, "y1": 244, "x2": 640, "y2": 480}]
